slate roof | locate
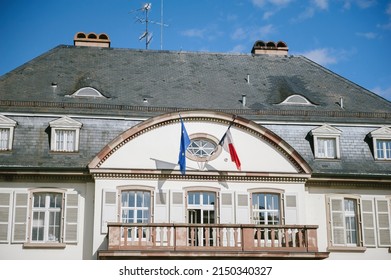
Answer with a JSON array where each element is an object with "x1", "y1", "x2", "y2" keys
[
  {"x1": 1, "y1": 45, "x2": 390, "y2": 123},
  {"x1": 0, "y1": 45, "x2": 390, "y2": 178}
]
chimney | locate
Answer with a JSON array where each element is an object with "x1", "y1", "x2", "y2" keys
[
  {"x1": 74, "y1": 32, "x2": 111, "y2": 48},
  {"x1": 251, "y1": 40, "x2": 288, "y2": 56}
]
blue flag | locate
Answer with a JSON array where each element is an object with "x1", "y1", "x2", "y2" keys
[{"x1": 178, "y1": 117, "x2": 191, "y2": 175}]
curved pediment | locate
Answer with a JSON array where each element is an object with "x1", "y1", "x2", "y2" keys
[{"x1": 88, "y1": 111, "x2": 311, "y2": 175}]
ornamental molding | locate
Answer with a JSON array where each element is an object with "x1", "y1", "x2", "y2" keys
[
  {"x1": 90, "y1": 169, "x2": 309, "y2": 183},
  {"x1": 88, "y1": 110, "x2": 312, "y2": 174}
]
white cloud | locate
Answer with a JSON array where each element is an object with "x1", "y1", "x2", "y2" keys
[
  {"x1": 229, "y1": 44, "x2": 247, "y2": 54},
  {"x1": 181, "y1": 25, "x2": 224, "y2": 41},
  {"x1": 181, "y1": 28, "x2": 205, "y2": 38},
  {"x1": 387, "y1": 3, "x2": 391, "y2": 15},
  {"x1": 251, "y1": 0, "x2": 292, "y2": 7},
  {"x1": 356, "y1": 32, "x2": 378, "y2": 39},
  {"x1": 343, "y1": 0, "x2": 377, "y2": 9},
  {"x1": 231, "y1": 24, "x2": 277, "y2": 42},
  {"x1": 299, "y1": 48, "x2": 338, "y2": 65},
  {"x1": 313, "y1": 0, "x2": 329, "y2": 10},
  {"x1": 231, "y1": 27, "x2": 247, "y2": 40},
  {"x1": 371, "y1": 86, "x2": 391, "y2": 101}
]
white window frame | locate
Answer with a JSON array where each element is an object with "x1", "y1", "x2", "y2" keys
[
  {"x1": 251, "y1": 192, "x2": 282, "y2": 226},
  {"x1": 49, "y1": 116, "x2": 82, "y2": 152},
  {"x1": 121, "y1": 190, "x2": 151, "y2": 224},
  {"x1": 0, "y1": 115, "x2": 17, "y2": 151},
  {"x1": 369, "y1": 126, "x2": 391, "y2": 161},
  {"x1": 327, "y1": 195, "x2": 364, "y2": 250},
  {"x1": 31, "y1": 192, "x2": 63, "y2": 243},
  {"x1": 311, "y1": 124, "x2": 341, "y2": 159}
]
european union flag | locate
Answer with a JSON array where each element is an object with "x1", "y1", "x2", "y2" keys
[{"x1": 178, "y1": 116, "x2": 191, "y2": 175}]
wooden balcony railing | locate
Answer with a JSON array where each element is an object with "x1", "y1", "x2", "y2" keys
[{"x1": 99, "y1": 223, "x2": 328, "y2": 259}]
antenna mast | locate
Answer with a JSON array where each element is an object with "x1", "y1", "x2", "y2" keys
[{"x1": 132, "y1": 2, "x2": 168, "y2": 50}]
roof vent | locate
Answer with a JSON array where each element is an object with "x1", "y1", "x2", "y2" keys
[
  {"x1": 74, "y1": 32, "x2": 111, "y2": 48},
  {"x1": 251, "y1": 40, "x2": 288, "y2": 56}
]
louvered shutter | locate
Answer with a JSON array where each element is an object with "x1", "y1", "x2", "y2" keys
[
  {"x1": 64, "y1": 191, "x2": 79, "y2": 243},
  {"x1": 0, "y1": 191, "x2": 12, "y2": 243},
  {"x1": 329, "y1": 197, "x2": 346, "y2": 246},
  {"x1": 12, "y1": 191, "x2": 29, "y2": 243},
  {"x1": 236, "y1": 192, "x2": 249, "y2": 224},
  {"x1": 170, "y1": 191, "x2": 185, "y2": 223},
  {"x1": 361, "y1": 199, "x2": 376, "y2": 247},
  {"x1": 101, "y1": 189, "x2": 118, "y2": 234},
  {"x1": 284, "y1": 193, "x2": 298, "y2": 225},
  {"x1": 220, "y1": 192, "x2": 234, "y2": 223},
  {"x1": 375, "y1": 198, "x2": 391, "y2": 247}
]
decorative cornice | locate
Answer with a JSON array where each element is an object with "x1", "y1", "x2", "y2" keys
[
  {"x1": 90, "y1": 169, "x2": 310, "y2": 183},
  {"x1": 1, "y1": 100, "x2": 390, "y2": 120},
  {"x1": 0, "y1": 173, "x2": 93, "y2": 182}
]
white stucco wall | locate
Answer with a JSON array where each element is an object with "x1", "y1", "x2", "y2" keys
[{"x1": 0, "y1": 181, "x2": 93, "y2": 260}]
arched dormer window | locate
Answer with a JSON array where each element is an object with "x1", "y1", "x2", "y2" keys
[
  {"x1": 279, "y1": 94, "x2": 314, "y2": 106},
  {"x1": 68, "y1": 87, "x2": 107, "y2": 98}
]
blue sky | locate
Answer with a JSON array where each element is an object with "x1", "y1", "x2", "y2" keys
[{"x1": 1, "y1": 0, "x2": 391, "y2": 101}]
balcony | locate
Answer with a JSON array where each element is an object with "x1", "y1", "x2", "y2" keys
[{"x1": 98, "y1": 223, "x2": 329, "y2": 259}]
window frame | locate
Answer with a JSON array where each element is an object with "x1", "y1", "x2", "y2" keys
[
  {"x1": 250, "y1": 189, "x2": 284, "y2": 226},
  {"x1": 310, "y1": 124, "x2": 342, "y2": 160},
  {"x1": 49, "y1": 116, "x2": 82, "y2": 153},
  {"x1": 374, "y1": 139, "x2": 391, "y2": 160},
  {"x1": 186, "y1": 133, "x2": 221, "y2": 162},
  {"x1": 369, "y1": 126, "x2": 391, "y2": 161},
  {"x1": 326, "y1": 194, "x2": 366, "y2": 251},
  {"x1": 0, "y1": 115, "x2": 17, "y2": 151},
  {"x1": 30, "y1": 192, "x2": 63, "y2": 243}
]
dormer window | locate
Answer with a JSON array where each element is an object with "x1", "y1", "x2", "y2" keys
[
  {"x1": 67, "y1": 87, "x2": 107, "y2": 98},
  {"x1": 369, "y1": 127, "x2": 391, "y2": 160},
  {"x1": 310, "y1": 124, "x2": 342, "y2": 159},
  {"x1": 0, "y1": 115, "x2": 17, "y2": 151},
  {"x1": 49, "y1": 117, "x2": 82, "y2": 152},
  {"x1": 279, "y1": 95, "x2": 314, "y2": 106}
]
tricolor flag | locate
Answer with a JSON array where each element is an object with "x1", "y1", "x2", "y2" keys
[
  {"x1": 178, "y1": 116, "x2": 191, "y2": 175},
  {"x1": 219, "y1": 127, "x2": 241, "y2": 170}
]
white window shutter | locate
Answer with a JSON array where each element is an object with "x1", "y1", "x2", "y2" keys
[
  {"x1": 329, "y1": 197, "x2": 346, "y2": 246},
  {"x1": 361, "y1": 199, "x2": 376, "y2": 247},
  {"x1": 236, "y1": 192, "x2": 249, "y2": 224},
  {"x1": 0, "y1": 191, "x2": 12, "y2": 243},
  {"x1": 284, "y1": 193, "x2": 298, "y2": 225},
  {"x1": 101, "y1": 189, "x2": 118, "y2": 234},
  {"x1": 64, "y1": 191, "x2": 79, "y2": 243},
  {"x1": 12, "y1": 191, "x2": 29, "y2": 243},
  {"x1": 154, "y1": 190, "x2": 168, "y2": 223},
  {"x1": 220, "y1": 192, "x2": 234, "y2": 224},
  {"x1": 375, "y1": 198, "x2": 391, "y2": 247},
  {"x1": 170, "y1": 191, "x2": 185, "y2": 223}
]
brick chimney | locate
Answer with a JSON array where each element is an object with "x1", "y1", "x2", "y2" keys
[
  {"x1": 251, "y1": 40, "x2": 288, "y2": 56},
  {"x1": 74, "y1": 32, "x2": 111, "y2": 48}
]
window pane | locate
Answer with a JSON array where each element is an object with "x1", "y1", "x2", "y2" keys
[
  {"x1": 377, "y1": 140, "x2": 391, "y2": 159},
  {"x1": 317, "y1": 138, "x2": 336, "y2": 158},
  {"x1": 33, "y1": 193, "x2": 46, "y2": 208},
  {"x1": 49, "y1": 193, "x2": 62, "y2": 208},
  {"x1": 187, "y1": 139, "x2": 217, "y2": 158},
  {"x1": 0, "y1": 128, "x2": 10, "y2": 150},
  {"x1": 252, "y1": 193, "x2": 280, "y2": 225},
  {"x1": 55, "y1": 130, "x2": 76, "y2": 152},
  {"x1": 32, "y1": 211, "x2": 45, "y2": 241}
]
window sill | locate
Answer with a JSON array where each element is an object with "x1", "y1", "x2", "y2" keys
[
  {"x1": 327, "y1": 246, "x2": 366, "y2": 253},
  {"x1": 23, "y1": 242, "x2": 66, "y2": 249}
]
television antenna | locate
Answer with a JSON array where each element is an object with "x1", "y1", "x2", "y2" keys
[{"x1": 131, "y1": 2, "x2": 168, "y2": 50}]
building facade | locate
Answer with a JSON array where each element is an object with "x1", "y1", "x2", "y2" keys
[{"x1": 0, "y1": 33, "x2": 390, "y2": 260}]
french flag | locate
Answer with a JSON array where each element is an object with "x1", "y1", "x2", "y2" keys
[{"x1": 219, "y1": 128, "x2": 241, "y2": 170}]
